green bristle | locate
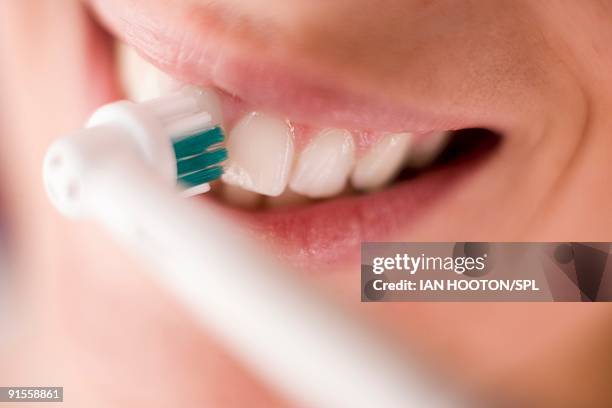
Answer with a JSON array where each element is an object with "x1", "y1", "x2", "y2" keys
[
  {"x1": 176, "y1": 148, "x2": 228, "y2": 175},
  {"x1": 172, "y1": 126, "x2": 227, "y2": 187},
  {"x1": 172, "y1": 127, "x2": 224, "y2": 159},
  {"x1": 178, "y1": 166, "x2": 224, "y2": 187}
]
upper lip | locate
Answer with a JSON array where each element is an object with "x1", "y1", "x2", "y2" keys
[{"x1": 88, "y1": 0, "x2": 502, "y2": 134}]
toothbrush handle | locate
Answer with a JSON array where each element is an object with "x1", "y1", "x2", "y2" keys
[{"x1": 85, "y1": 156, "x2": 463, "y2": 408}]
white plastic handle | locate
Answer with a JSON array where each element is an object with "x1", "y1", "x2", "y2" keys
[{"x1": 78, "y1": 154, "x2": 463, "y2": 408}]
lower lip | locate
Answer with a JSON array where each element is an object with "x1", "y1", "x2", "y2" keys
[{"x1": 206, "y1": 133, "x2": 498, "y2": 271}]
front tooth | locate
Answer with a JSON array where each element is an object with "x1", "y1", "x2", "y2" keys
[
  {"x1": 289, "y1": 129, "x2": 355, "y2": 198},
  {"x1": 222, "y1": 112, "x2": 294, "y2": 196},
  {"x1": 406, "y1": 131, "x2": 451, "y2": 168},
  {"x1": 178, "y1": 86, "x2": 224, "y2": 125},
  {"x1": 117, "y1": 42, "x2": 173, "y2": 101},
  {"x1": 351, "y1": 132, "x2": 412, "y2": 191}
]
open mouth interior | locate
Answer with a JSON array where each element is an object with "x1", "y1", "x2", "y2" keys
[{"x1": 117, "y1": 43, "x2": 502, "y2": 212}]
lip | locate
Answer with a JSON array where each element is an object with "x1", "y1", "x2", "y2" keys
[
  {"x1": 87, "y1": 0, "x2": 503, "y2": 134},
  {"x1": 84, "y1": 0, "x2": 502, "y2": 269}
]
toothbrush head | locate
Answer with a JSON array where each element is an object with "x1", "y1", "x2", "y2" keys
[
  {"x1": 172, "y1": 126, "x2": 227, "y2": 188},
  {"x1": 42, "y1": 87, "x2": 228, "y2": 218}
]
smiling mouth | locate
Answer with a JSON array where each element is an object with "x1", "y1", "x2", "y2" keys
[{"x1": 84, "y1": 1, "x2": 502, "y2": 268}]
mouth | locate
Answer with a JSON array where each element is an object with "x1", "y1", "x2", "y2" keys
[{"x1": 84, "y1": 0, "x2": 503, "y2": 270}]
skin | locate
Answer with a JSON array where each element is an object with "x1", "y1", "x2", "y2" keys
[{"x1": 1, "y1": 0, "x2": 611, "y2": 406}]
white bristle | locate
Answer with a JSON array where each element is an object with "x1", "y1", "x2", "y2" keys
[
  {"x1": 142, "y1": 92, "x2": 199, "y2": 120},
  {"x1": 181, "y1": 183, "x2": 212, "y2": 197},
  {"x1": 164, "y1": 112, "x2": 213, "y2": 139}
]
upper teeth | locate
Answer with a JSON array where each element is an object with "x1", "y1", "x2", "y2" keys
[
  {"x1": 117, "y1": 42, "x2": 177, "y2": 102},
  {"x1": 290, "y1": 128, "x2": 355, "y2": 198},
  {"x1": 118, "y1": 43, "x2": 452, "y2": 204},
  {"x1": 351, "y1": 132, "x2": 412, "y2": 191},
  {"x1": 222, "y1": 112, "x2": 294, "y2": 197},
  {"x1": 406, "y1": 131, "x2": 451, "y2": 168}
]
